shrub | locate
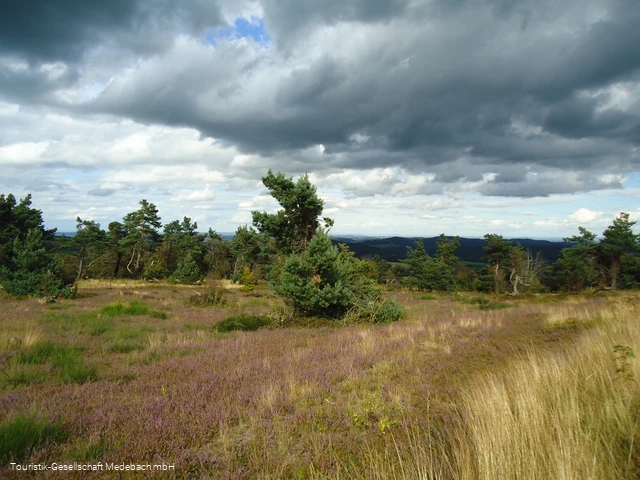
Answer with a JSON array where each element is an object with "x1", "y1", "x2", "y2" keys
[
  {"x1": 240, "y1": 266, "x2": 256, "y2": 291},
  {"x1": 272, "y1": 232, "x2": 396, "y2": 321},
  {"x1": 171, "y1": 253, "x2": 201, "y2": 284},
  {"x1": 185, "y1": 281, "x2": 229, "y2": 307},
  {"x1": 216, "y1": 315, "x2": 272, "y2": 332},
  {"x1": 344, "y1": 297, "x2": 404, "y2": 324}
]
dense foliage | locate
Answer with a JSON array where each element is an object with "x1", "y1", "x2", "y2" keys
[
  {"x1": 1, "y1": 176, "x2": 639, "y2": 304},
  {"x1": 0, "y1": 195, "x2": 70, "y2": 297}
]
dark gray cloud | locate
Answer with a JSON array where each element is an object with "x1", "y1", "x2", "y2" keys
[
  {"x1": 262, "y1": 0, "x2": 410, "y2": 46},
  {"x1": 0, "y1": 0, "x2": 224, "y2": 64},
  {"x1": 1, "y1": 0, "x2": 640, "y2": 199},
  {"x1": 478, "y1": 170, "x2": 625, "y2": 197}
]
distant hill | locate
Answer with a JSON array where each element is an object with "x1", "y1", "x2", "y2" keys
[
  {"x1": 55, "y1": 231, "x2": 571, "y2": 265},
  {"x1": 333, "y1": 236, "x2": 572, "y2": 264}
]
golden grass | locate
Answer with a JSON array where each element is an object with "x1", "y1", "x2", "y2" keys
[
  {"x1": 452, "y1": 298, "x2": 640, "y2": 480},
  {"x1": 0, "y1": 321, "x2": 42, "y2": 351},
  {"x1": 346, "y1": 295, "x2": 640, "y2": 480}
]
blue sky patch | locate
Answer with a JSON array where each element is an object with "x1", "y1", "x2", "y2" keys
[{"x1": 207, "y1": 17, "x2": 270, "y2": 47}]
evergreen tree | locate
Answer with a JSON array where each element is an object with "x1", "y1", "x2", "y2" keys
[
  {"x1": 553, "y1": 227, "x2": 600, "y2": 291},
  {"x1": 274, "y1": 231, "x2": 349, "y2": 316},
  {"x1": 1, "y1": 228, "x2": 71, "y2": 297},
  {"x1": 172, "y1": 252, "x2": 201, "y2": 284},
  {"x1": 403, "y1": 238, "x2": 430, "y2": 291},
  {"x1": 435, "y1": 234, "x2": 461, "y2": 267},
  {"x1": 229, "y1": 225, "x2": 267, "y2": 280},
  {"x1": 272, "y1": 232, "x2": 398, "y2": 320},
  {"x1": 121, "y1": 200, "x2": 162, "y2": 277},
  {"x1": 0, "y1": 193, "x2": 56, "y2": 271},
  {"x1": 72, "y1": 217, "x2": 108, "y2": 282},
  {"x1": 483, "y1": 234, "x2": 513, "y2": 294},
  {"x1": 106, "y1": 221, "x2": 127, "y2": 277},
  {"x1": 598, "y1": 212, "x2": 638, "y2": 290},
  {"x1": 205, "y1": 229, "x2": 232, "y2": 279},
  {"x1": 403, "y1": 238, "x2": 456, "y2": 292},
  {"x1": 160, "y1": 217, "x2": 207, "y2": 277},
  {"x1": 252, "y1": 170, "x2": 333, "y2": 254}
]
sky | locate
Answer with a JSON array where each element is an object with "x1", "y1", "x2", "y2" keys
[{"x1": 0, "y1": 0, "x2": 639, "y2": 239}]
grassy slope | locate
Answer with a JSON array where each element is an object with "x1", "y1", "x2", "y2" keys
[{"x1": 0, "y1": 283, "x2": 638, "y2": 478}]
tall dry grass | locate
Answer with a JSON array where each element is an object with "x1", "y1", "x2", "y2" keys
[
  {"x1": 353, "y1": 296, "x2": 640, "y2": 480},
  {"x1": 452, "y1": 297, "x2": 640, "y2": 480}
]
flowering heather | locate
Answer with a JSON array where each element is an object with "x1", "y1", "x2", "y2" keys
[{"x1": 0, "y1": 283, "x2": 637, "y2": 478}]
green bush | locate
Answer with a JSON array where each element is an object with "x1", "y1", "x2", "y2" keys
[
  {"x1": 141, "y1": 259, "x2": 167, "y2": 281},
  {"x1": 216, "y1": 315, "x2": 272, "y2": 332},
  {"x1": 185, "y1": 282, "x2": 228, "y2": 307},
  {"x1": 273, "y1": 232, "x2": 391, "y2": 320},
  {"x1": 240, "y1": 266, "x2": 256, "y2": 292},
  {"x1": 344, "y1": 297, "x2": 404, "y2": 324},
  {"x1": 171, "y1": 252, "x2": 201, "y2": 284}
]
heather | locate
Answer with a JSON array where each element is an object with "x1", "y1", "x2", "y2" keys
[{"x1": 0, "y1": 281, "x2": 637, "y2": 478}]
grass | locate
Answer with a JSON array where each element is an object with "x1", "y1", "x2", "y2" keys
[
  {"x1": 413, "y1": 293, "x2": 437, "y2": 301},
  {"x1": 12, "y1": 341, "x2": 58, "y2": 364},
  {"x1": 0, "y1": 413, "x2": 67, "y2": 465},
  {"x1": 216, "y1": 314, "x2": 272, "y2": 332},
  {"x1": 1, "y1": 365, "x2": 47, "y2": 388},
  {"x1": 450, "y1": 301, "x2": 640, "y2": 480},
  {"x1": 70, "y1": 438, "x2": 108, "y2": 461},
  {"x1": 10, "y1": 342, "x2": 97, "y2": 385},
  {"x1": 0, "y1": 322, "x2": 42, "y2": 352},
  {"x1": 99, "y1": 299, "x2": 162, "y2": 317},
  {"x1": 454, "y1": 293, "x2": 510, "y2": 310},
  {"x1": 0, "y1": 281, "x2": 638, "y2": 477}
]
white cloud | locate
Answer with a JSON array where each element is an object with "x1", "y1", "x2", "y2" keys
[
  {"x1": 568, "y1": 208, "x2": 605, "y2": 224},
  {"x1": 171, "y1": 184, "x2": 216, "y2": 203},
  {"x1": 0, "y1": 141, "x2": 49, "y2": 164}
]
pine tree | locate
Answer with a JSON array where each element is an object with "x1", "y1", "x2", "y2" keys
[
  {"x1": 1, "y1": 228, "x2": 71, "y2": 297},
  {"x1": 252, "y1": 170, "x2": 333, "y2": 254},
  {"x1": 599, "y1": 212, "x2": 638, "y2": 290}
]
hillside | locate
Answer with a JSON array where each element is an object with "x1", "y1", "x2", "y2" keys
[{"x1": 333, "y1": 236, "x2": 573, "y2": 263}]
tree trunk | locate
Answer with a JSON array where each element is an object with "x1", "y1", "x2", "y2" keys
[
  {"x1": 113, "y1": 252, "x2": 122, "y2": 277},
  {"x1": 610, "y1": 259, "x2": 619, "y2": 291},
  {"x1": 75, "y1": 245, "x2": 86, "y2": 283},
  {"x1": 127, "y1": 248, "x2": 136, "y2": 275},
  {"x1": 76, "y1": 257, "x2": 84, "y2": 283}
]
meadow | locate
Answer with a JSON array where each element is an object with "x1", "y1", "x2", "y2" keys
[{"x1": 0, "y1": 281, "x2": 638, "y2": 479}]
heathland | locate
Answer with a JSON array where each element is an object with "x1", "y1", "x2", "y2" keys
[{"x1": 1, "y1": 281, "x2": 638, "y2": 479}]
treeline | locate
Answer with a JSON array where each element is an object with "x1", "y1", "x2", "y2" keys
[
  {"x1": 386, "y1": 213, "x2": 640, "y2": 294},
  {"x1": 0, "y1": 172, "x2": 403, "y2": 322},
  {"x1": 1, "y1": 172, "x2": 639, "y2": 308}
]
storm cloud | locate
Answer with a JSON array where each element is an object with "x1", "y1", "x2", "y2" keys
[{"x1": 0, "y1": 0, "x2": 639, "y2": 235}]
